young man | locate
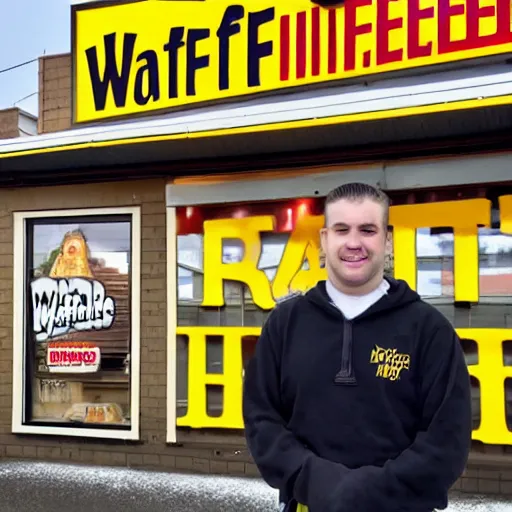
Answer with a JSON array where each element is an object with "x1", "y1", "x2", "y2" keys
[{"x1": 242, "y1": 183, "x2": 472, "y2": 512}]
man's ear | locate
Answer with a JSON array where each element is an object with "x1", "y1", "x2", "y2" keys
[
  {"x1": 320, "y1": 227, "x2": 327, "y2": 254},
  {"x1": 385, "y1": 229, "x2": 393, "y2": 254},
  {"x1": 319, "y1": 229, "x2": 327, "y2": 269}
]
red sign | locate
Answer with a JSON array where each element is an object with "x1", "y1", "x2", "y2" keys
[{"x1": 47, "y1": 342, "x2": 101, "y2": 373}]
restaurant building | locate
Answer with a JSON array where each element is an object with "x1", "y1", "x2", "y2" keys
[{"x1": 1, "y1": 0, "x2": 512, "y2": 496}]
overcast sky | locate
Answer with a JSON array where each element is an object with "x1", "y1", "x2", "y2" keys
[{"x1": 0, "y1": 0, "x2": 73, "y2": 116}]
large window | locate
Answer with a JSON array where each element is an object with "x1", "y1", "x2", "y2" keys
[
  {"x1": 172, "y1": 198, "x2": 329, "y2": 431},
  {"x1": 13, "y1": 208, "x2": 140, "y2": 439},
  {"x1": 167, "y1": 185, "x2": 512, "y2": 447}
]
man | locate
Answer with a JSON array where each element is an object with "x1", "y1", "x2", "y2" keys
[{"x1": 242, "y1": 183, "x2": 472, "y2": 512}]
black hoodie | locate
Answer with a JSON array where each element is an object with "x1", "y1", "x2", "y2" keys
[{"x1": 243, "y1": 277, "x2": 472, "y2": 512}]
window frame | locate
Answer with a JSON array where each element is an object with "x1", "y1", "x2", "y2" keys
[
  {"x1": 166, "y1": 207, "x2": 177, "y2": 443},
  {"x1": 12, "y1": 207, "x2": 141, "y2": 440}
]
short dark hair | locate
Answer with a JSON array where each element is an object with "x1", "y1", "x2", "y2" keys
[{"x1": 324, "y1": 182, "x2": 390, "y2": 227}]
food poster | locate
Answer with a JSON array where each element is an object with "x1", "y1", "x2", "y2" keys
[{"x1": 28, "y1": 222, "x2": 131, "y2": 427}]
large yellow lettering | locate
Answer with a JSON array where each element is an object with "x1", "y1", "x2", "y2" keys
[
  {"x1": 389, "y1": 199, "x2": 490, "y2": 302},
  {"x1": 499, "y1": 195, "x2": 512, "y2": 234},
  {"x1": 202, "y1": 217, "x2": 275, "y2": 310},
  {"x1": 176, "y1": 326, "x2": 261, "y2": 429},
  {"x1": 458, "y1": 328, "x2": 512, "y2": 445},
  {"x1": 272, "y1": 215, "x2": 327, "y2": 300},
  {"x1": 177, "y1": 327, "x2": 512, "y2": 441}
]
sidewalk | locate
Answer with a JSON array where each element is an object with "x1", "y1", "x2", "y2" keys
[{"x1": 0, "y1": 460, "x2": 509, "y2": 511}]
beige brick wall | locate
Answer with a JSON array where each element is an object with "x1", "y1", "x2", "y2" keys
[
  {"x1": 38, "y1": 54, "x2": 72, "y2": 134},
  {"x1": 455, "y1": 463, "x2": 512, "y2": 495},
  {"x1": 0, "y1": 109, "x2": 19, "y2": 139},
  {"x1": 30, "y1": 52, "x2": 512, "y2": 496},
  {"x1": 0, "y1": 178, "x2": 255, "y2": 477}
]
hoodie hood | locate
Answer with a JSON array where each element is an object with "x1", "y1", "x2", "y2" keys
[{"x1": 305, "y1": 276, "x2": 421, "y2": 321}]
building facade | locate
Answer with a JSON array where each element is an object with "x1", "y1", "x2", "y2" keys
[{"x1": 1, "y1": 0, "x2": 512, "y2": 497}]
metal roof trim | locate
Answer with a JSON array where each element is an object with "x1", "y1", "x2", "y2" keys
[
  {"x1": 165, "y1": 151, "x2": 512, "y2": 206},
  {"x1": 2, "y1": 63, "x2": 512, "y2": 159}
]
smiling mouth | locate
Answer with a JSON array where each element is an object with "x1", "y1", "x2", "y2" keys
[{"x1": 341, "y1": 256, "x2": 367, "y2": 262}]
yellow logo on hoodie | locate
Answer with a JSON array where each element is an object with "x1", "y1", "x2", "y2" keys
[{"x1": 370, "y1": 345, "x2": 410, "y2": 381}]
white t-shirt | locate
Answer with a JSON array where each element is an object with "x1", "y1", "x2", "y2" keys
[{"x1": 326, "y1": 279, "x2": 390, "y2": 320}]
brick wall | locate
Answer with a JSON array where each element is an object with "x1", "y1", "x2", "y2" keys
[
  {"x1": 456, "y1": 463, "x2": 512, "y2": 495},
  {"x1": 38, "y1": 54, "x2": 72, "y2": 134},
  {"x1": 0, "y1": 109, "x2": 19, "y2": 139},
  {"x1": 28, "y1": 52, "x2": 512, "y2": 496},
  {"x1": 0, "y1": 178, "x2": 255, "y2": 478}
]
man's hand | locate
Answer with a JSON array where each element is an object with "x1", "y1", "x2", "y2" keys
[{"x1": 294, "y1": 456, "x2": 378, "y2": 512}]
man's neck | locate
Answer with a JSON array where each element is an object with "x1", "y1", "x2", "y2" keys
[
  {"x1": 328, "y1": 273, "x2": 385, "y2": 297},
  {"x1": 326, "y1": 277, "x2": 389, "y2": 320}
]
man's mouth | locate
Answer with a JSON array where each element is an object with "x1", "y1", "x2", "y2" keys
[{"x1": 341, "y1": 256, "x2": 367, "y2": 262}]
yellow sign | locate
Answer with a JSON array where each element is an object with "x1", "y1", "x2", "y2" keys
[
  {"x1": 201, "y1": 197, "x2": 491, "y2": 306},
  {"x1": 73, "y1": 0, "x2": 512, "y2": 123},
  {"x1": 177, "y1": 194, "x2": 512, "y2": 446},
  {"x1": 178, "y1": 326, "x2": 512, "y2": 445}
]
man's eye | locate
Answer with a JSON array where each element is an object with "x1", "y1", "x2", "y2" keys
[{"x1": 362, "y1": 229, "x2": 375, "y2": 234}]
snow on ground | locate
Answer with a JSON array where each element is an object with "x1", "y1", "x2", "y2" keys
[{"x1": 0, "y1": 461, "x2": 511, "y2": 511}]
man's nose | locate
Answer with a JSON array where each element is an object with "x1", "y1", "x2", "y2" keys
[{"x1": 345, "y1": 233, "x2": 362, "y2": 249}]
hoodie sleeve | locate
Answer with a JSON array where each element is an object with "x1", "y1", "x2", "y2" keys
[
  {"x1": 243, "y1": 306, "x2": 352, "y2": 508},
  {"x1": 332, "y1": 317, "x2": 472, "y2": 512}
]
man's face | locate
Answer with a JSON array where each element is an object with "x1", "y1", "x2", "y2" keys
[{"x1": 320, "y1": 198, "x2": 388, "y2": 293}]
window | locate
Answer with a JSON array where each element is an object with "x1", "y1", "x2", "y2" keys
[
  {"x1": 13, "y1": 208, "x2": 140, "y2": 440},
  {"x1": 165, "y1": 173, "x2": 512, "y2": 449},
  {"x1": 172, "y1": 198, "x2": 326, "y2": 430}
]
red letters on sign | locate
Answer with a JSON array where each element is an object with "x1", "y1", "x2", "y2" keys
[
  {"x1": 344, "y1": 0, "x2": 373, "y2": 71},
  {"x1": 407, "y1": 0, "x2": 434, "y2": 59},
  {"x1": 438, "y1": 0, "x2": 465, "y2": 54},
  {"x1": 376, "y1": 0, "x2": 404, "y2": 65},
  {"x1": 328, "y1": 9, "x2": 337, "y2": 74},
  {"x1": 49, "y1": 349, "x2": 97, "y2": 366},
  {"x1": 439, "y1": 0, "x2": 511, "y2": 54}
]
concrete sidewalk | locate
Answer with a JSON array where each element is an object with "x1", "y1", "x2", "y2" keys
[{"x1": 0, "y1": 460, "x2": 509, "y2": 511}]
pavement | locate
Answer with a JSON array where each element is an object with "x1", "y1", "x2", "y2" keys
[{"x1": 0, "y1": 460, "x2": 510, "y2": 511}]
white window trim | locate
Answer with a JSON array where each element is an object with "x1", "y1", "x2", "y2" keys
[
  {"x1": 166, "y1": 207, "x2": 177, "y2": 443},
  {"x1": 12, "y1": 206, "x2": 141, "y2": 440}
]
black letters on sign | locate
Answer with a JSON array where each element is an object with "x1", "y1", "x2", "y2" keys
[
  {"x1": 134, "y1": 50, "x2": 160, "y2": 106},
  {"x1": 217, "y1": 5, "x2": 245, "y2": 91},
  {"x1": 163, "y1": 27, "x2": 185, "y2": 99},
  {"x1": 186, "y1": 28, "x2": 211, "y2": 96},
  {"x1": 85, "y1": 32, "x2": 136, "y2": 111},
  {"x1": 247, "y1": 8, "x2": 275, "y2": 88},
  {"x1": 85, "y1": 5, "x2": 280, "y2": 112}
]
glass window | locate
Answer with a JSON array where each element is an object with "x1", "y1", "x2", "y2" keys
[
  {"x1": 174, "y1": 198, "x2": 325, "y2": 423},
  {"x1": 171, "y1": 192, "x2": 512, "y2": 442},
  {"x1": 13, "y1": 208, "x2": 140, "y2": 439}
]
